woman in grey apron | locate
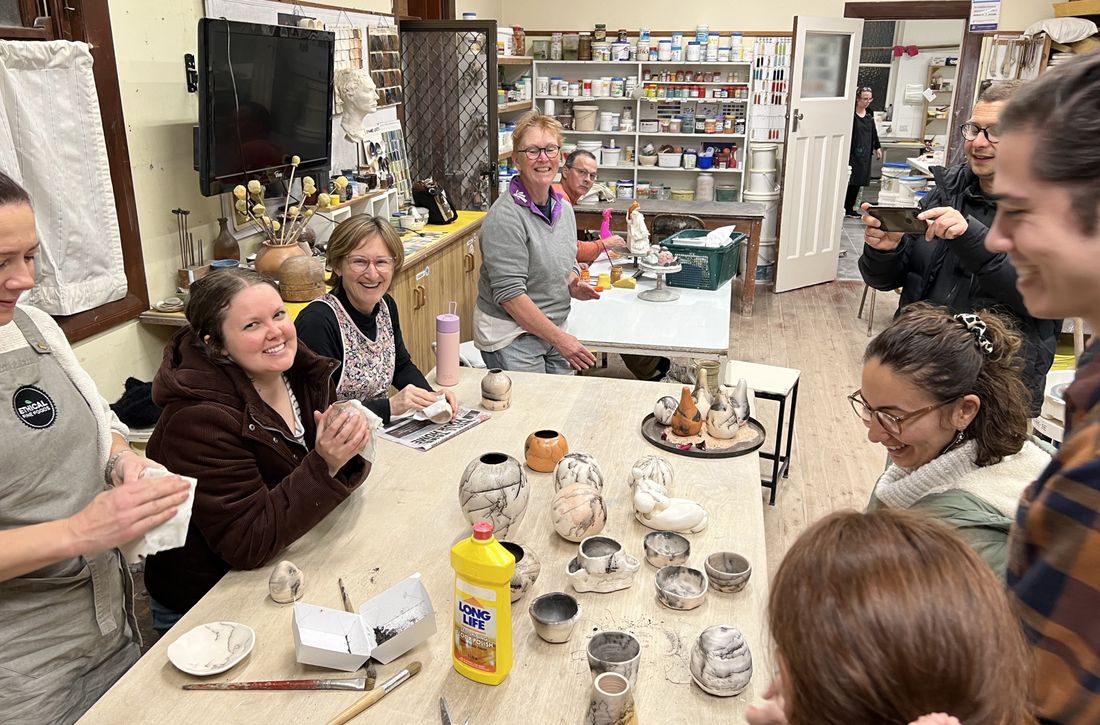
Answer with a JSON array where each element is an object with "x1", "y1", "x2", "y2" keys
[{"x1": 0, "y1": 173, "x2": 190, "y2": 724}]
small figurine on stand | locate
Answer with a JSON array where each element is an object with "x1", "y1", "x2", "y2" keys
[
  {"x1": 626, "y1": 201, "x2": 650, "y2": 256},
  {"x1": 600, "y1": 207, "x2": 613, "y2": 240}
]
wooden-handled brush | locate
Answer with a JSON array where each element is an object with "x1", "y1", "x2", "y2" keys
[{"x1": 326, "y1": 661, "x2": 421, "y2": 725}]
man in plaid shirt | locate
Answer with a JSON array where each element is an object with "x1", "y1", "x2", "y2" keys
[{"x1": 986, "y1": 54, "x2": 1100, "y2": 723}]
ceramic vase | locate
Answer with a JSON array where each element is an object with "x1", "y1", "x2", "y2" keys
[
  {"x1": 692, "y1": 368, "x2": 712, "y2": 412},
  {"x1": 629, "y1": 455, "x2": 673, "y2": 491},
  {"x1": 481, "y1": 368, "x2": 512, "y2": 411},
  {"x1": 277, "y1": 256, "x2": 325, "y2": 302},
  {"x1": 586, "y1": 630, "x2": 642, "y2": 688},
  {"x1": 705, "y1": 388, "x2": 739, "y2": 439},
  {"x1": 554, "y1": 452, "x2": 604, "y2": 491},
  {"x1": 585, "y1": 672, "x2": 637, "y2": 725},
  {"x1": 670, "y1": 387, "x2": 703, "y2": 437},
  {"x1": 525, "y1": 429, "x2": 569, "y2": 472},
  {"x1": 254, "y1": 241, "x2": 308, "y2": 280},
  {"x1": 499, "y1": 541, "x2": 541, "y2": 602},
  {"x1": 551, "y1": 482, "x2": 606, "y2": 542},
  {"x1": 212, "y1": 217, "x2": 240, "y2": 261},
  {"x1": 458, "y1": 452, "x2": 529, "y2": 539},
  {"x1": 689, "y1": 625, "x2": 753, "y2": 697},
  {"x1": 653, "y1": 395, "x2": 677, "y2": 425}
]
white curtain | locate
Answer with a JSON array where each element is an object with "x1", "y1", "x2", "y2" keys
[{"x1": 0, "y1": 40, "x2": 127, "y2": 315}]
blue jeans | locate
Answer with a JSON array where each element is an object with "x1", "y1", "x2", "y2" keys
[
  {"x1": 481, "y1": 334, "x2": 574, "y2": 375},
  {"x1": 148, "y1": 596, "x2": 185, "y2": 636}
]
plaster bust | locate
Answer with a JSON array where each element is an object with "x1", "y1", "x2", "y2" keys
[{"x1": 335, "y1": 68, "x2": 378, "y2": 143}]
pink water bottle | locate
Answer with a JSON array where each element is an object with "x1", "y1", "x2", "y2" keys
[{"x1": 436, "y1": 301, "x2": 461, "y2": 387}]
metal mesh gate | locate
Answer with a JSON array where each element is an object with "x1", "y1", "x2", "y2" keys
[{"x1": 401, "y1": 21, "x2": 498, "y2": 211}]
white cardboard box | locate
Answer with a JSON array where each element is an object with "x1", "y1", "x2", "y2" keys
[{"x1": 292, "y1": 572, "x2": 436, "y2": 671}]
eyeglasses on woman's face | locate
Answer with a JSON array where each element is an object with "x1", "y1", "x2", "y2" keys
[
  {"x1": 345, "y1": 256, "x2": 396, "y2": 274},
  {"x1": 959, "y1": 122, "x2": 1000, "y2": 143},
  {"x1": 847, "y1": 389, "x2": 958, "y2": 437},
  {"x1": 519, "y1": 145, "x2": 560, "y2": 160}
]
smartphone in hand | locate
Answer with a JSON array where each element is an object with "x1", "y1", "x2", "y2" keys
[{"x1": 865, "y1": 206, "x2": 928, "y2": 235}]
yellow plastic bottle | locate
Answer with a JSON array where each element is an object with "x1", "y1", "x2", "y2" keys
[{"x1": 451, "y1": 521, "x2": 515, "y2": 685}]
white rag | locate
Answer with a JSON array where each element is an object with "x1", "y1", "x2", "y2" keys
[{"x1": 118, "y1": 468, "x2": 197, "y2": 562}]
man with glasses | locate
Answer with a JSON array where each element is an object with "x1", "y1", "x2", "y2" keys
[
  {"x1": 559, "y1": 150, "x2": 628, "y2": 263},
  {"x1": 859, "y1": 81, "x2": 1058, "y2": 415}
]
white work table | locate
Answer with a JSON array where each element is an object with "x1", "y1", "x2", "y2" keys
[
  {"x1": 567, "y1": 260, "x2": 732, "y2": 369},
  {"x1": 80, "y1": 368, "x2": 769, "y2": 724}
]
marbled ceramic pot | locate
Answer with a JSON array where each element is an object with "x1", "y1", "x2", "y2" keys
[
  {"x1": 458, "y1": 452, "x2": 529, "y2": 539},
  {"x1": 586, "y1": 630, "x2": 641, "y2": 688},
  {"x1": 654, "y1": 565, "x2": 708, "y2": 611},
  {"x1": 704, "y1": 552, "x2": 752, "y2": 593},
  {"x1": 643, "y1": 531, "x2": 690, "y2": 568},
  {"x1": 551, "y1": 482, "x2": 606, "y2": 542},
  {"x1": 689, "y1": 625, "x2": 753, "y2": 697},
  {"x1": 554, "y1": 452, "x2": 604, "y2": 491},
  {"x1": 481, "y1": 368, "x2": 512, "y2": 411},
  {"x1": 499, "y1": 541, "x2": 541, "y2": 602},
  {"x1": 525, "y1": 429, "x2": 569, "y2": 472},
  {"x1": 268, "y1": 560, "x2": 304, "y2": 603},
  {"x1": 585, "y1": 672, "x2": 637, "y2": 725},
  {"x1": 528, "y1": 592, "x2": 581, "y2": 644}
]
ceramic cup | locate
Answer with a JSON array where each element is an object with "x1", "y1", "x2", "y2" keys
[
  {"x1": 578, "y1": 535, "x2": 627, "y2": 575},
  {"x1": 500, "y1": 541, "x2": 541, "y2": 602},
  {"x1": 704, "y1": 552, "x2": 752, "y2": 593},
  {"x1": 586, "y1": 630, "x2": 641, "y2": 688},
  {"x1": 643, "y1": 531, "x2": 690, "y2": 568},
  {"x1": 655, "y1": 565, "x2": 708, "y2": 611},
  {"x1": 524, "y1": 429, "x2": 569, "y2": 472},
  {"x1": 529, "y1": 592, "x2": 581, "y2": 644}
]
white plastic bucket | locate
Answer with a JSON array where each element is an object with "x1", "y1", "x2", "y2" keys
[
  {"x1": 574, "y1": 105, "x2": 599, "y2": 132},
  {"x1": 743, "y1": 189, "x2": 781, "y2": 242},
  {"x1": 598, "y1": 112, "x2": 619, "y2": 132},
  {"x1": 748, "y1": 143, "x2": 778, "y2": 172},
  {"x1": 601, "y1": 146, "x2": 622, "y2": 166},
  {"x1": 748, "y1": 168, "x2": 778, "y2": 194},
  {"x1": 897, "y1": 175, "x2": 929, "y2": 205}
]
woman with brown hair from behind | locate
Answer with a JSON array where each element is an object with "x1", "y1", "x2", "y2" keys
[{"x1": 745, "y1": 508, "x2": 1034, "y2": 725}]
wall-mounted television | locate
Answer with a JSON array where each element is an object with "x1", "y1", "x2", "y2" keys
[{"x1": 197, "y1": 19, "x2": 334, "y2": 197}]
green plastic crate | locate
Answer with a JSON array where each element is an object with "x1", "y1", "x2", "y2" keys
[{"x1": 662, "y1": 229, "x2": 745, "y2": 291}]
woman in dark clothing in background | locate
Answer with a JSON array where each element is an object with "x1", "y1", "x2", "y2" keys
[{"x1": 845, "y1": 87, "x2": 882, "y2": 218}]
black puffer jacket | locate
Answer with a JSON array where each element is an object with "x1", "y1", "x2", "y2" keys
[{"x1": 859, "y1": 163, "x2": 1059, "y2": 415}]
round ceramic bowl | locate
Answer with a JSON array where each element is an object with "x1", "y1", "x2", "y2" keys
[
  {"x1": 528, "y1": 592, "x2": 581, "y2": 643},
  {"x1": 654, "y1": 565, "x2": 708, "y2": 611},
  {"x1": 643, "y1": 531, "x2": 690, "y2": 568},
  {"x1": 704, "y1": 552, "x2": 752, "y2": 593}
]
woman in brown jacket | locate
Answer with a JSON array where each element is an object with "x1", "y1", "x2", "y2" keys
[{"x1": 144, "y1": 269, "x2": 372, "y2": 632}]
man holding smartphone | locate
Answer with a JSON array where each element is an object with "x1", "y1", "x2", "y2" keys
[{"x1": 859, "y1": 81, "x2": 1058, "y2": 415}]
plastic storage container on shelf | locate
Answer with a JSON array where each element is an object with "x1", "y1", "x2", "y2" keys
[
  {"x1": 663, "y1": 229, "x2": 746, "y2": 291},
  {"x1": 879, "y1": 162, "x2": 909, "y2": 202},
  {"x1": 574, "y1": 105, "x2": 599, "y2": 132}
]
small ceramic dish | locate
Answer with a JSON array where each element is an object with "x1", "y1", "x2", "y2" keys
[
  {"x1": 153, "y1": 297, "x2": 185, "y2": 313},
  {"x1": 654, "y1": 565, "x2": 708, "y2": 611},
  {"x1": 643, "y1": 531, "x2": 690, "y2": 568},
  {"x1": 210, "y1": 259, "x2": 240, "y2": 269},
  {"x1": 704, "y1": 552, "x2": 752, "y2": 593},
  {"x1": 529, "y1": 592, "x2": 581, "y2": 643},
  {"x1": 166, "y1": 621, "x2": 255, "y2": 676}
]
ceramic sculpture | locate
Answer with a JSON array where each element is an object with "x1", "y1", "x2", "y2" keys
[
  {"x1": 334, "y1": 68, "x2": 378, "y2": 142},
  {"x1": 706, "y1": 379, "x2": 750, "y2": 439},
  {"x1": 551, "y1": 482, "x2": 607, "y2": 542},
  {"x1": 670, "y1": 387, "x2": 703, "y2": 437},
  {"x1": 626, "y1": 201, "x2": 650, "y2": 256},
  {"x1": 268, "y1": 560, "x2": 304, "y2": 603},
  {"x1": 525, "y1": 429, "x2": 569, "y2": 472},
  {"x1": 631, "y1": 476, "x2": 708, "y2": 534},
  {"x1": 567, "y1": 537, "x2": 640, "y2": 593},
  {"x1": 554, "y1": 452, "x2": 604, "y2": 491},
  {"x1": 500, "y1": 541, "x2": 541, "y2": 602},
  {"x1": 529, "y1": 592, "x2": 582, "y2": 644},
  {"x1": 480, "y1": 368, "x2": 512, "y2": 410},
  {"x1": 653, "y1": 395, "x2": 677, "y2": 425},
  {"x1": 692, "y1": 369, "x2": 712, "y2": 412},
  {"x1": 585, "y1": 672, "x2": 638, "y2": 725},
  {"x1": 704, "y1": 552, "x2": 752, "y2": 593},
  {"x1": 689, "y1": 625, "x2": 753, "y2": 697},
  {"x1": 629, "y1": 455, "x2": 673, "y2": 491},
  {"x1": 654, "y1": 565, "x2": 708, "y2": 611},
  {"x1": 458, "y1": 452, "x2": 529, "y2": 539},
  {"x1": 586, "y1": 630, "x2": 642, "y2": 687}
]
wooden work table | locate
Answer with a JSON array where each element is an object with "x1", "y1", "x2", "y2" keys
[
  {"x1": 572, "y1": 199, "x2": 766, "y2": 316},
  {"x1": 80, "y1": 368, "x2": 771, "y2": 724}
]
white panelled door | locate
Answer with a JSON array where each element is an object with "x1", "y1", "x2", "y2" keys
[{"x1": 774, "y1": 16, "x2": 864, "y2": 293}]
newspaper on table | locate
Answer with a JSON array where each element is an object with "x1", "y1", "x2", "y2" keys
[{"x1": 379, "y1": 406, "x2": 490, "y2": 451}]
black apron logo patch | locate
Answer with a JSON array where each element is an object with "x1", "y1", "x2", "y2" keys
[{"x1": 13, "y1": 386, "x2": 56, "y2": 429}]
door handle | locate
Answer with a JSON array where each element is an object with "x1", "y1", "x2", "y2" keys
[
  {"x1": 415, "y1": 284, "x2": 426, "y2": 309},
  {"x1": 791, "y1": 110, "x2": 804, "y2": 132},
  {"x1": 465, "y1": 252, "x2": 475, "y2": 272}
]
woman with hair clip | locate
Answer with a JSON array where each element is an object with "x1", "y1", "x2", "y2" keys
[
  {"x1": 745, "y1": 508, "x2": 1034, "y2": 725},
  {"x1": 844, "y1": 86, "x2": 882, "y2": 217},
  {"x1": 850, "y1": 302, "x2": 1050, "y2": 577}
]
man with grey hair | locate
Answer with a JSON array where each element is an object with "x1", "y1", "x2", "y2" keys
[
  {"x1": 859, "y1": 80, "x2": 1058, "y2": 414},
  {"x1": 560, "y1": 149, "x2": 628, "y2": 263}
]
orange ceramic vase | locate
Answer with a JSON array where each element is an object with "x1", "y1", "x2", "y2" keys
[
  {"x1": 525, "y1": 430, "x2": 569, "y2": 472},
  {"x1": 670, "y1": 386, "x2": 703, "y2": 437},
  {"x1": 254, "y1": 242, "x2": 309, "y2": 280}
]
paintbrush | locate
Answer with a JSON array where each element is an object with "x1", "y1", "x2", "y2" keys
[
  {"x1": 339, "y1": 578, "x2": 377, "y2": 691},
  {"x1": 326, "y1": 661, "x2": 421, "y2": 725}
]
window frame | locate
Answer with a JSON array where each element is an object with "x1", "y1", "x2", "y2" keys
[{"x1": 0, "y1": 0, "x2": 149, "y2": 341}]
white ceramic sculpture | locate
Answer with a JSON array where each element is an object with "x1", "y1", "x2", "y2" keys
[
  {"x1": 706, "y1": 379, "x2": 750, "y2": 439},
  {"x1": 567, "y1": 536, "x2": 641, "y2": 594},
  {"x1": 459, "y1": 452, "x2": 529, "y2": 539},
  {"x1": 628, "y1": 455, "x2": 673, "y2": 491},
  {"x1": 551, "y1": 482, "x2": 607, "y2": 542},
  {"x1": 268, "y1": 560, "x2": 304, "y2": 604},
  {"x1": 653, "y1": 395, "x2": 677, "y2": 425},
  {"x1": 335, "y1": 68, "x2": 378, "y2": 143},
  {"x1": 693, "y1": 369, "x2": 712, "y2": 412},
  {"x1": 626, "y1": 202, "x2": 650, "y2": 255},
  {"x1": 689, "y1": 625, "x2": 753, "y2": 697},
  {"x1": 554, "y1": 453, "x2": 604, "y2": 491},
  {"x1": 631, "y1": 477, "x2": 708, "y2": 534}
]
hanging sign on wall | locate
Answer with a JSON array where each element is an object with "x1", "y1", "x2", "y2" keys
[{"x1": 969, "y1": 0, "x2": 1001, "y2": 33}]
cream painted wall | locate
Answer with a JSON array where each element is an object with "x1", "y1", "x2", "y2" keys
[
  {"x1": 72, "y1": 0, "x2": 390, "y2": 399},
  {"x1": 455, "y1": 0, "x2": 502, "y2": 21},
  {"x1": 498, "y1": 0, "x2": 1053, "y2": 32}
]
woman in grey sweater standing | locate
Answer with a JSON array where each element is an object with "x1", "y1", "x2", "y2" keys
[{"x1": 475, "y1": 112, "x2": 600, "y2": 374}]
